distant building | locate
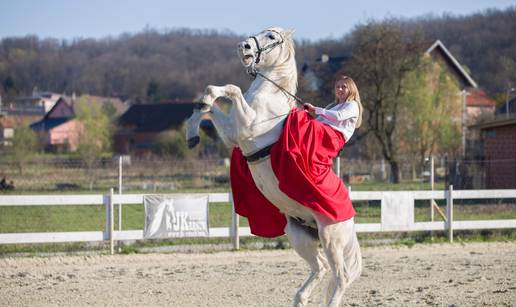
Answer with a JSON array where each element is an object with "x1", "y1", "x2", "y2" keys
[
  {"x1": 15, "y1": 91, "x2": 62, "y2": 113},
  {"x1": 0, "y1": 94, "x2": 44, "y2": 147},
  {"x1": 474, "y1": 117, "x2": 516, "y2": 189},
  {"x1": 30, "y1": 97, "x2": 82, "y2": 151},
  {"x1": 114, "y1": 102, "x2": 214, "y2": 156},
  {"x1": 465, "y1": 88, "x2": 497, "y2": 124}
]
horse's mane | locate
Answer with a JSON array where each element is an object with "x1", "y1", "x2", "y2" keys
[{"x1": 273, "y1": 29, "x2": 298, "y2": 108}]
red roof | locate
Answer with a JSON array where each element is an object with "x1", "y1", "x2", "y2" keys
[{"x1": 466, "y1": 89, "x2": 496, "y2": 107}]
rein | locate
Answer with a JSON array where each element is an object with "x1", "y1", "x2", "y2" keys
[{"x1": 255, "y1": 71, "x2": 304, "y2": 106}]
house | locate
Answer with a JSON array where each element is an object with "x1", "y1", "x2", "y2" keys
[
  {"x1": 465, "y1": 88, "x2": 497, "y2": 124},
  {"x1": 30, "y1": 97, "x2": 82, "y2": 151},
  {"x1": 114, "y1": 102, "x2": 214, "y2": 156},
  {"x1": 1, "y1": 116, "x2": 18, "y2": 147},
  {"x1": 15, "y1": 91, "x2": 62, "y2": 113},
  {"x1": 474, "y1": 117, "x2": 516, "y2": 189},
  {"x1": 0, "y1": 94, "x2": 45, "y2": 147}
]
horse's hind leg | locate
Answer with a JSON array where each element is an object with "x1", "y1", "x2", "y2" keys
[
  {"x1": 317, "y1": 217, "x2": 362, "y2": 307},
  {"x1": 286, "y1": 217, "x2": 328, "y2": 307}
]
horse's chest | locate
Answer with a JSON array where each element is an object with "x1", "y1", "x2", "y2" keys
[{"x1": 248, "y1": 157, "x2": 314, "y2": 222}]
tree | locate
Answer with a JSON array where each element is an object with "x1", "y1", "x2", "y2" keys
[
  {"x1": 146, "y1": 80, "x2": 161, "y2": 103},
  {"x1": 153, "y1": 122, "x2": 227, "y2": 159},
  {"x1": 75, "y1": 97, "x2": 112, "y2": 190},
  {"x1": 153, "y1": 127, "x2": 191, "y2": 159},
  {"x1": 345, "y1": 21, "x2": 424, "y2": 182},
  {"x1": 11, "y1": 124, "x2": 38, "y2": 174},
  {"x1": 400, "y1": 58, "x2": 462, "y2": 173}
]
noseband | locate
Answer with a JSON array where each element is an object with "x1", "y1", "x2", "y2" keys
[{"x1": 247, "y1": 30, "x2": 284, "y2": 77}]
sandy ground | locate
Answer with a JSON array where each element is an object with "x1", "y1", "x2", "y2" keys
[{"x1": 0, "y1": 242, "x2": 515, "y2": 307}]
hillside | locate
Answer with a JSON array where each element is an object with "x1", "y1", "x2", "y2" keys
[{"x1": 1, "y1": 7, "x2": 514, "y2": 102}]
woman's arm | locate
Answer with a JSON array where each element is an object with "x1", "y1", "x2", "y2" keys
[{"x1": 314, "y1": 101, "x2": 358, "y2": 122}]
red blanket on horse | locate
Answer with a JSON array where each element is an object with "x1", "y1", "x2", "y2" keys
[{"x1": 230, "y1": 109, "x2": 355, "y2": 237}]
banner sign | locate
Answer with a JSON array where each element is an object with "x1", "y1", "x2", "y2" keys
[{"x1": 143, "y1": 195, "x2": 209, "y2": 239}]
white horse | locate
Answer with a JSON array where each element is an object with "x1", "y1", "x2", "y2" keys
[{"x1": 186, "y1": 27, "x2": 362, "y2": 307}]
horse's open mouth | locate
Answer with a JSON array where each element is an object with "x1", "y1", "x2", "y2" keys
[{"x1": 242, "y1": 54, "x2": 254, "y2": 67}]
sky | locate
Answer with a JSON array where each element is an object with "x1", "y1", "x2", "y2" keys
[{"x1": 1, "y1": 0, "x2": 514, "y2": 42}]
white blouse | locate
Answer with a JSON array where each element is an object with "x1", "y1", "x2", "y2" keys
[{"x1": 314, "y1": 100, "x2": 359, "y2": 141}]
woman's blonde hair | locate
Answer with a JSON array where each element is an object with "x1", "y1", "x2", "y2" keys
[{"x1": 335, "y1": 74, "x2": 363, "y2": 128}]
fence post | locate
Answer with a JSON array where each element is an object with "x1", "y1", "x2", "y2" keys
[
  {"x1": 446, "y1": 185, "x2": 454, "y2": 243},
  {"x1": 118, "y1": 156, "x2": 122, "y2": 253},
  {"x1": 430, "y1": 156, "x2": 435, "y2": 241},
  {"x1": 109, "y1": 188, "x2": 115, "y2": 255},
  {"x1": 230, "y1": 192, "x2": 240, "y2": 250},
  {"x1": 104, "y1": 192, "x2": 109, "y2": 239}
]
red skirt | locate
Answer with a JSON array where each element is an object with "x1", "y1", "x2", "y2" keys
[{"x1": 230, "y1": 109, "x2": 355, "y2": 237}]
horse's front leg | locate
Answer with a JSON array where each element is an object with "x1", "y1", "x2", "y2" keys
[
  {"x1": 202, "y1": 85, "x2": 256, "y2": 138},
  {"x1": 186, "y1": 109, "x2": 203, "y2": 149},
  {"x1": 186, "y1": 105, "x2": 238, "y2": 150}
]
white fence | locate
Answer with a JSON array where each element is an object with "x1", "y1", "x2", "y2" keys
[{"x1": 1, "y1": 187, "x2": 515, "y2": 254}]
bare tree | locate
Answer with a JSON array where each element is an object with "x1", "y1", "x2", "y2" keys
[{"x1": 345, "y1": 21, "x2": 424, "y2": 183}]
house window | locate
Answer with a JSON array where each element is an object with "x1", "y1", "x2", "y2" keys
[
  {"x1": 482, "y1": 130, "x2": 496, "y2": 138},
  {"x1": 4, "y1": 128, "x2": 14, "y2": 139}
]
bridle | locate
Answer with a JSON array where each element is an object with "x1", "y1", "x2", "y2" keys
[
  {"x1": 245, "y1": 30, "x2": 305, "y2": 106},
  {"x1": 247, "y1": 29, "x2": 284, "y2": 73}
]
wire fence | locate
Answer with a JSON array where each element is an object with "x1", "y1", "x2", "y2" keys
[{"x1": 0, "y1": 156, "x2": 515, "y2": 193}]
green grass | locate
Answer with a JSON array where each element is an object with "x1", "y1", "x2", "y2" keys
[
  {"x1": 0, "y1": 199, "x2": 514, "y2": 234},
  {"x1": 0, "y1": 205, "x2": 106, "y2": 232},
  {"x1": 0, "y1": 202, "x2": 250, "y2": 233}
]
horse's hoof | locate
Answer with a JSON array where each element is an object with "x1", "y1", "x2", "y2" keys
[
  {"x1": 200, "y1": 103, "x2": 211, "y2": 113},
  {"x1": 187, "y1": 136, "x2": 200, "y2": 149},
  {"x1": 195, "y1": 101, "x2": 211, "y2": 113}
]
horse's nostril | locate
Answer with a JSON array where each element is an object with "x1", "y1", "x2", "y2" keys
[{"x1": 244, "y1": 43, "x2": 251, "y2": 50}]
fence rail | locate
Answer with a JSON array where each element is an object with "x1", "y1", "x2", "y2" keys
[{"x1": 1, "y1": 187, "x2": 515, "y2": 254}]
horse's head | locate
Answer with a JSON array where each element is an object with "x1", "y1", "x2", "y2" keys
[{"x1": 238, "y1": 27, "x2": 295, "y2": 72}]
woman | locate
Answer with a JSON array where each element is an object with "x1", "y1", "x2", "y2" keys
[
  {"x1": 269, "y1": 74, "x2": 363, "y2": 223},
  {"x1": 303, "y1": 74, "x2": 363, "y2": 143}
]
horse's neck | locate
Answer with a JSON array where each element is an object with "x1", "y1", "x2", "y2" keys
[
  {"x1": 237, "y1": 64, "x2": 297, "y2": 155},
  {"x1": 246, "y1": 64, "x2": 297, "y2": 107}
]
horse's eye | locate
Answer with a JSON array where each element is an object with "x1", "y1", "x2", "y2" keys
[{"x1": 268, "y1": 34, "x2": 275, "y2": 40}]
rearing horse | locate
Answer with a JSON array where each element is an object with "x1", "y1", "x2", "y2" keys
[{"x1": 186, "y1": 27, "x2": 362, "y2": 307}]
